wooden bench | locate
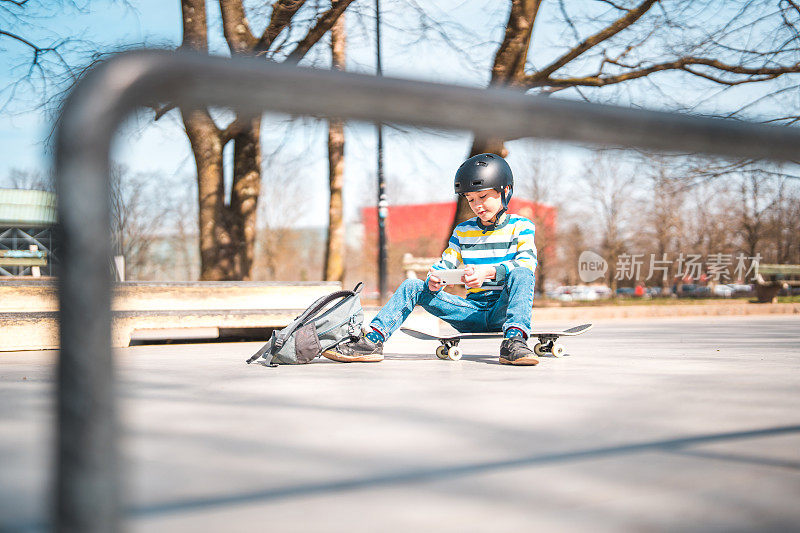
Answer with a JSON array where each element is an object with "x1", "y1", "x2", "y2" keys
[
  {"x1": 754, "y1": 264, "x2": 800, "y2": 303},
  {"x1": 0, "y1": 248, "x2": 47, "y2": 277},
  {"x1": 402, "y1": 253, "x2": 439, "y2": 280}
]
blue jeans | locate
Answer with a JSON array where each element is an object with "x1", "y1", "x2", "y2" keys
[{"x1": 370, "y1": 268, "x2": 535, "y2": 339}]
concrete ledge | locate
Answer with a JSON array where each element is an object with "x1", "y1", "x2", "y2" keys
[
  {"x1": 0, "y1": 309, "x2": 308, "y2": 351},
  {"x1": 1, "y1": 306, "x2": 443, "y2": 352},
  {"x1": 0, "y1": 281, "x2": 344, "y2": 351},
  {"x1": 0, "y1": 280, "x2": 342, "y2": 312}
]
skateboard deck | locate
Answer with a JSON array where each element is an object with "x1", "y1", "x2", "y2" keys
[{"x1": 400, "y1": 323, "x2": 592, "y2": 360}]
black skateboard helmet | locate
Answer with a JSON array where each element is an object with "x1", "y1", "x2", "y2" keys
[{"x1": 454, "y1": 153, "x2": 514, "y2": 223}]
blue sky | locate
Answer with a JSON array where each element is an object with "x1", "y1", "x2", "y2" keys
[
  {"x1": 0, "y1": 1, "x2": 796, "y2": 227},
  {"x1": 0, "y1": 0, "x2": 182, "y2": 176},
  {"x1": 1, "y1": 0, "x2": 545, "y2": 226}
]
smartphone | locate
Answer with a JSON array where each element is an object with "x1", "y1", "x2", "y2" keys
[{"x1": 431, "y1": 269, "x2": 466, "y2": 284}]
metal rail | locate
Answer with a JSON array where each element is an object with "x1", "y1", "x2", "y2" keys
[{"x1": 54, "y1": 49, "x2": 800, "y2": 531}]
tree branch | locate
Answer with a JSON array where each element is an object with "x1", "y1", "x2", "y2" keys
[
  {"x1": 528, "y1": 56, "x2": 800, "y2": 88},
  {"x1": 254, "y1": 0, "x2": 307, "y2": 56},
  {"x1": 491, "y1": 0, "x2": 543, "y2": 86},
  {"x1": 219, "y1": 0, "x2": 258, "y2": 55},
  {"x1": 529, "y1": 0, "x2": 658, "y2": 82},
  {"x1": 220, "y1": 116, "x2": 248, "y2": 144},
  {"x1": 594, "y1": 0, "x2": 627, "y2": 10},
  {"x1": 153, "y1": 102, "x2": 177, "y2": 121},
  {"x1": 0, "y1": 29, "x2": 45, "y2": 53},
  {"x1": 284, "y1": 0, "x2": 355, "y2": 63}
]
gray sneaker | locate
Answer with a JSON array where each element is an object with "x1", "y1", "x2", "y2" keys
[
  {"x1": 499, "y1": 337, "x2": 539, "y2": 366},
  {"x1": 322, "y1": 335, "x2": 384, "y2": 362}
]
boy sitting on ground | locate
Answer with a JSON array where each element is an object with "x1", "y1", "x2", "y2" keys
[{"x1": 324, "y1": 153, "x2": 539, "y2": 366}]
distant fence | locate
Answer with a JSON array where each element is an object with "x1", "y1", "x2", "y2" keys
[{"x1": 54, "y1": 49, "x2": 800, "y2": 531}]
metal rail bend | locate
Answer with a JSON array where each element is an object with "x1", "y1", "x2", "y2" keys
[{"x1": 54, "y1": 49, "x2": 800, "y2": 531}]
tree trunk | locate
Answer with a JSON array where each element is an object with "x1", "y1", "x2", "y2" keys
[
  {"x1": 324, "y1": 12, "x2": 346, "y2": 282},
  {"x1": 179, "y1": 0, "x2": 235, "y2": 281},
  {"x1": 229, "y1": 115, "x2": 262, "y2": 280},
  {"x1": 181, "y1": 109, "x2": 232, "y2": 280},
  {"x1": 180, "y1": 0, "x2": 208, "y2": 52},
  {"x1": 492, "y1": 0, "x2": 542, "y2": 87},
  {"x1": 536, "y1": 252, "x2": 545, "y2": 296},
  {"x1": 175, "y1": 0, "x2": 352, "y2": 280},
  {"x1": 179, "y1": 0, "x2": 262, "y2": 281},
  {"x1": 450, "y1": 1, "x2": 541, "y2": 231}
]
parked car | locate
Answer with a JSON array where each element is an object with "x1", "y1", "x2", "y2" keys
[
  {"x1": 646, "y1": 286, "x2": 664, "y2": 298},
  {"x1": 712, "y1": 284, "x2": 734, "y2": 297},
  {"x1": 691, "y1": 285, "x2": 711, "y2": 297},
  {"x1": 675, "y1": 284, "x2": 711, "y2": 298},
  {"x1": 593, "y1": 285, "x2": 613, "y2": 299},
  {"x1": 546, "y1": 286, "x2": 573, "y2": 302},
  {"x1": 571, "y1": 286, "x2": 599, "y2": 301},
  {"x1": 727, "y1": 284, "x2": 753, "y2": 297}
]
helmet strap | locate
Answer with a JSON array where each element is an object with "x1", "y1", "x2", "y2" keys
[
  {"x1": 483, "y1": 187, "x2": 510, "y2": 232},
  {"x1": 497, "y1": 186, "x2": 512, "y2": 221}
]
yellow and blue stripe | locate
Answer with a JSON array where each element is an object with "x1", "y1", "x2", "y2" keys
[{"x1": 431, "y1": 214, "x2": 537, "y2": 300}]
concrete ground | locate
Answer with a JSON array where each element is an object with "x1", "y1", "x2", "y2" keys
[{"x1": 2, "y1": 315, "x2": 799, "y2": 531}]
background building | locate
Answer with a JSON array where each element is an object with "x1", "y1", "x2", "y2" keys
[
  {"x1": 361, "y1": 198, "x2": 557, "y2": 293},
  {"x1": 0, "y1": 189, "x2": 57, "y2": 277}
]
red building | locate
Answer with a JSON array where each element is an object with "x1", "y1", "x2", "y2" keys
[{"x1": 362, "y1": 198, "x2": 557, "y2": 262}]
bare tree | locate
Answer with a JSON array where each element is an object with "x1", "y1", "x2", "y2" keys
[
  {"x1": 733, "y1": 170, "x2": 779, "y2": 259},
  {"x1": 171, "y1": 0, "x2": 355, "y2": 281},
  {"x1": 253, "y1": 151, "x2": 308, "y2": 280},
  {"x1": 583, "y1": 152, "x2": 638, "y2": 291},
  {"x1": 640, "y1": 157, "x2": 686, "y2": 291},
  {"x1": 768, "y1": 180, "x2": 800, "y2": 264},
  {"x1": 1, "y1": 1, "x2": 83, "y2": 110},
  {"x1": 513, "y1": 143, "x2": 560, "y2": 294},
  {"x1": 324, "y1": 6, "x2": 346, "y2": 283},
  {"x1": 560, "y1": 221, "x2": 589, "y2": 286},
  {"x1": 109, "y1": 165, "x2": 170, "y2": 279},
  {"x1": 450, "y1": 0, "x2": 800, "y2": 233},
  {"x1": 5, "y1": 168, "x2": 53, "y2": 191},
  {"x1": 0, "y1": 1, "x2": 144, "y2": 116}
]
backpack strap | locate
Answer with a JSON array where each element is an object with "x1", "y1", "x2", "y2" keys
[
  {"x1": 245, "y1": 331, "x2": 277, "y2": 364},
  {"x1": 245, "y1": 282, "x2": 364, "y2": 365},
  {"x1": 289, "y1": 282, "x2": 363, "y2": 328}
]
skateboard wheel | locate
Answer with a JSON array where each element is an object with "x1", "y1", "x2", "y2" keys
[
  {"x1": 436, "y1": 345, "x2": 449, "y2": 359},
  {"x1": 551, "y1": 343, "x2": 565, "y2": 358},
  {"x1": 447, "y1": 346, "x2": 462, "y2": 361},
  {"x1": 533, "y1": 342, "x2": 546, "y2": 357}
]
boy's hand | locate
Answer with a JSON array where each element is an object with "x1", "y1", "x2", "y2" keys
[
  {"x1": 463, "y1": 265, "x2": 496, "y2": 288},
  {"x1": 427, "y1": 272, "x2": 446, "y2": 292}
]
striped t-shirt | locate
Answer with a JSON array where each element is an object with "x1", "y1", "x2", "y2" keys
[{"x1": 431, "y1": 214, "x2": 537, "y2": 301}]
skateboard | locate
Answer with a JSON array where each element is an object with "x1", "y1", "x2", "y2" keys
[{"x1": 400, "y1": 323, "x2": 593, "y2": 360}]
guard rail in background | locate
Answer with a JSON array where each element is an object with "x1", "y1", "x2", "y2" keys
[{"x1": 54, "y1": 49, "x2": 800, "y2": 531}]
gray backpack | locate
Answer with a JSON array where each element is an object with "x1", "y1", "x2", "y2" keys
[{"x1": 246, "y1": 282, "x2": 364, "y2": 366}]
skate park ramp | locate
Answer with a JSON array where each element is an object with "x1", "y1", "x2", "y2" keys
[{"x1": 2, "y1": 315, "x2": 799, "y2": 531}]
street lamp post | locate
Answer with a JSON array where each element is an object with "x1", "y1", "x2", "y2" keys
[{"x1": 376, "y1": 0, "x2": 388, "y2": 304}]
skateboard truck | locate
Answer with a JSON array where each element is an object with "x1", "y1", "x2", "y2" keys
[
  {"x1": 533, "y1": 335, "x2": 565, "y2": 358},
  {"x1": 435, "y1": 339, "x2": 463, "y2": 361}
]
